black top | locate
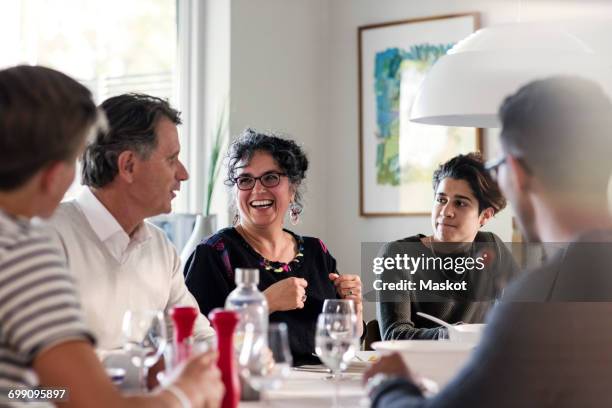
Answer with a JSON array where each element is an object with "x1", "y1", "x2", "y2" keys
[
  {"x1": 376, "y1": 231, "x2": 519, "y2": 340},
  {"x1": 184, "y1": 227, "x2": 338, "y2": 365},
  {"x1": 372, "y1": 231, "x2": 612, "y2": 408}
]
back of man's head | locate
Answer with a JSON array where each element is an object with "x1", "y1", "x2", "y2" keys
[
  {"x1": 82, "y1": 93, "x2": 181, "y2": 188},
  {"x1": 499, "y1": 76, "x2": 612, "y2": 198},
  {"x1": 0, "y1": 65, "x2": 98, "y2": 191}
]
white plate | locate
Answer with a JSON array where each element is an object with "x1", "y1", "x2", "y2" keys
[
  {"x1": 370, "y1": 340, "x2": 475, "y2": 386},
  {"x1": 454, "y1": 323, "x2": 485, "y2": 332},
  {"x1": 354, "y1": 351, "x2": 379, "y2": 362},
  {"x1": 371, "y1": 340, "x2": 474, "y2": 352}
]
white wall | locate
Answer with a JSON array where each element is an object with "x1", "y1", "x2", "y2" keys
[{"x1": 229, "y1": 0, "x2": 331, "y2": 238}]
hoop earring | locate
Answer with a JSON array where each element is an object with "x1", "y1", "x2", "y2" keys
[{"x1": 289, "y1": 202, "x2": 302, "y2": 226}]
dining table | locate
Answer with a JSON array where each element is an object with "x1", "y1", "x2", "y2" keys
[{"x1": 103, "y1": 342, "x2": 472, "y2": 405}]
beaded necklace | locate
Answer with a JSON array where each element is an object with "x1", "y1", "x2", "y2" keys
[{"x1": 236, "y1": 226, "x2": 305, "y2": 273}]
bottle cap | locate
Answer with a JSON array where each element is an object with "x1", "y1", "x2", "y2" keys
[{"x1": 235, "y1": 268, "x2": 259, "y2": 285}]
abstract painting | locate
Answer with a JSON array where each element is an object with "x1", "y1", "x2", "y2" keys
[{"x1": 359, "y1": 13, "x2": 481, "y2": 216}]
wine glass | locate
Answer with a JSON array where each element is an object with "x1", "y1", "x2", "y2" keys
[
  {"x1": 321, "y1": 299, "x2": 356, "y2": 379},
  {"x1": 239, "y1": 322, "x2": 292, "y2": 406},
  {"x1": 315, "y1": 313, "x2": 358, "y2": 408},
  {"x1": 322, "y1": 299, "x2": 355, "y2": 315},
  {"x1": 122, "y1": 310, "x2": 167, "y2": 391}
]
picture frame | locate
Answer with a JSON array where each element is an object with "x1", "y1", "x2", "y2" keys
[{"x1": 358, "y1": 13, "x2": 482, "y2": 216}]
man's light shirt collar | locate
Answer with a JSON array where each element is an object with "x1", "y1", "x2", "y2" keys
[{"x1": 76, "y1": 187, "x2": 151, "y2": 261}]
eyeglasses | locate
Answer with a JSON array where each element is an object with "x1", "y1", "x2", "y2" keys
[
  {"x1": 485, "y1": 157, "x2": 506, "y2": 182},
  {"x1": 486, "y1": 156, "x2": 533, "y2": 182},
  {"x1": 233, "y1": 172, "x2": 287, "y2": 190}
]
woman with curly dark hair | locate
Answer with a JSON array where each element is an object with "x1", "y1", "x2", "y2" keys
[
  {"x1": 377, "y1": 152, "x2": 519, "y2": 341},
  {"x1": 184, "y1": 129, "x2": 363, "y2": 365}
]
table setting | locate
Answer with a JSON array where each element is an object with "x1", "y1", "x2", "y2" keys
[
  {"x1": 98, "y1": 297, "x2": 484, "y2": 408},
  {"x1": 238, "y1": 309, "x2": 486, "y2": 407}
]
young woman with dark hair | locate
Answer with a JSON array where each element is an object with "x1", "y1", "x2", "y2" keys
[{"x1": 377, "y1": 152, "x2": 519, "y2": 340}]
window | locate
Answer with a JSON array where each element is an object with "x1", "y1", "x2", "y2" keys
[{"x1": 1, "y1": 0, "x2": 178, "y2": 200}]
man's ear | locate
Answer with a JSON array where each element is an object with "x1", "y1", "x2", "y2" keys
[
  {"x1": 117, "y1": 150, "x2": 136, "y2": 183},
  {"x1": 506, "y1": 155, "x2": 531, "y2": 192}
]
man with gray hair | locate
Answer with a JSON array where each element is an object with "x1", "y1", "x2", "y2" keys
[{"x1": 50, "y1": 93, "x2": 215, "y2": 352}]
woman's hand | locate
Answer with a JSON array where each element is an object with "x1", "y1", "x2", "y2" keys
[
  {"x1": 329, "y1": 273, "x2": 363, "y2": 313},
  {"x1": 329, "y1": 273, "x2": 364, "y2": 336},
  {"x1": 263, "y1": 277, "x2": 308, "y2": 313}
]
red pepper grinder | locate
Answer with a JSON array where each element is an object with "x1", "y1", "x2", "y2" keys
[
  {"x1": 170, "y1": 306, "x2": 199, "y2": 365},
  {"x1": 209, "y1": 309, "x2": 240, "y2": 408}
]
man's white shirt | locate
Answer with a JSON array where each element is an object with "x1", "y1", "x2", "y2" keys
[{"x1": 47, "y1": 187, "x2": 215, "y2": 349}]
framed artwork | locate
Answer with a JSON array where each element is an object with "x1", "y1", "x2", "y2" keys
[{"x1": 358, "y1": 13, "x2": 482, "y2": 216}]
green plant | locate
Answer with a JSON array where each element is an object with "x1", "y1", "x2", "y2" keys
[{"x1": 204, "y1": 103, "x2": 228, "y2": 216}]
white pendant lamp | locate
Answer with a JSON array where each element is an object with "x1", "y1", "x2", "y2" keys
[{"x1": 410, "y1": 23, "x2": 612, "y2": 128}]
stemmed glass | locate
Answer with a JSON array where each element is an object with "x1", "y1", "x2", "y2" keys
[
  {"x1": 322, "y1": 299, "x2": 355, "y2": 315},
  {"x1": 321, "y1": 299, "x2": 356, "y2": 380},
  {"x1": 239, "y1": 322, "x2": 292, "y2": 406},
  {"x1": 122, "y1": 310, "x2": 167, "y2": 391},
  {"x1": 315, "y1": 313, "x2": 358, "y2": 408}
]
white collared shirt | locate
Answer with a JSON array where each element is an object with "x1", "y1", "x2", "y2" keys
[
  {"x1": 75, "y1": 188, "x2": 149, "y2": 263},
  {"x1": 47, "y1": 188, "x2": 215, "y2": 349}
]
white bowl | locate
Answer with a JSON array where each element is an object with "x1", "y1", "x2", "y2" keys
[
  {"x1": 371, "y1": 340, "x2": 475, "y2": 386},
  {"x1": 449, "y1": 323, "x2": 486, "y2": 343}
]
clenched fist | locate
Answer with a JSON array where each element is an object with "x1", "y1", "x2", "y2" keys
[
  {"x1": 329, "y1": 273, "x2": 364, "y2": 336},
  {"x1": 329, "y1": 273, "x2": 363, "y2": 313},
  {"x1": 263, "y1": 277, "x2": 308, "y2": 313}
]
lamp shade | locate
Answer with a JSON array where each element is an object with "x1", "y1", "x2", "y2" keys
[{"x1": 410, "y1": 23, "x2": 612, "y2": 128}]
